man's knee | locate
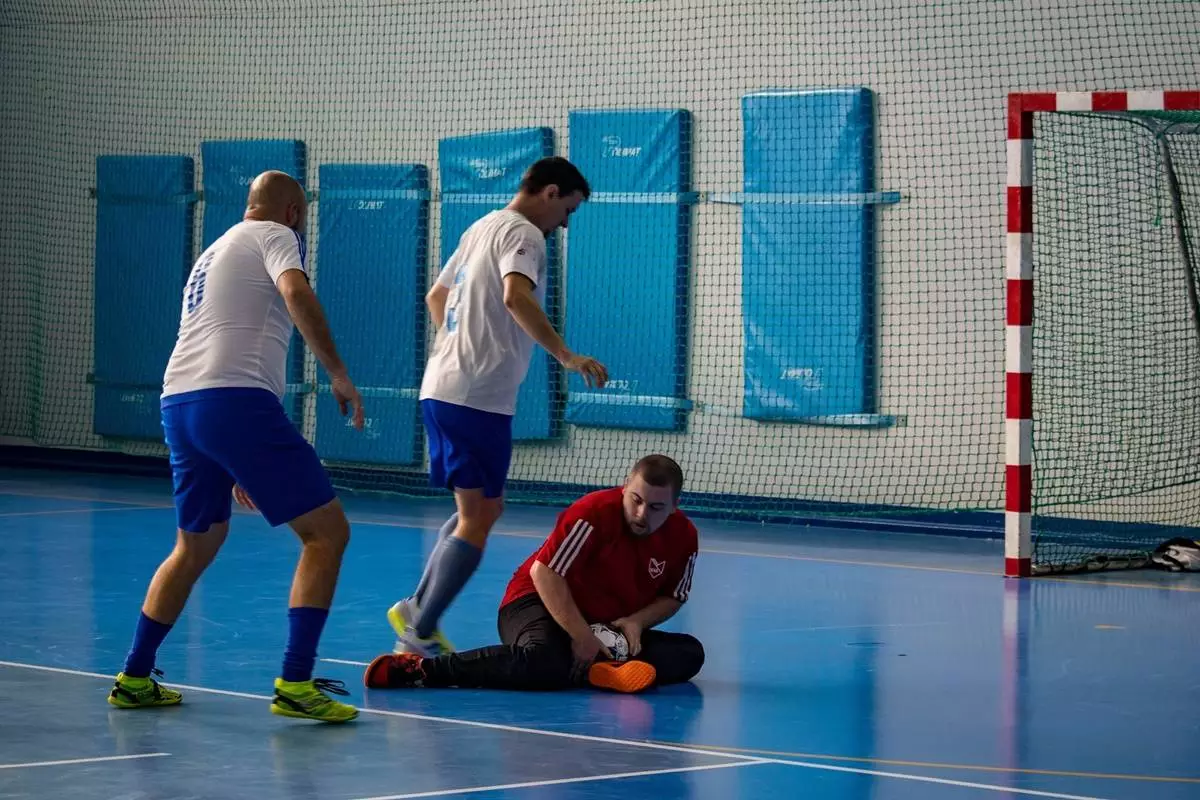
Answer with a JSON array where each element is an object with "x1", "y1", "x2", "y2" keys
[
  {"x1": 455, "y1": 491, "x2": 504, "y2": 547},
  {"x1": 290, "y1": 499, "x2": 351, "y2": 552},
  {"x1": 517, "y1": 643, "x2": 574, "y2": 686},
  {"x1": 173, "y1": 522, "x2": 228, "y2": 573},
  {"x1": 471, "y1": 497, "x2": 504, "y2": 529},
  {"x1": 670, "y1": 634, "x2": 705, "y2": 682}
]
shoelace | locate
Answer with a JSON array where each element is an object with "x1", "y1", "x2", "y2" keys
[
  {"x1": 312, "y1": 678, "x2": 350, "y2": 697},
  {"x1": 116, "y1": 668, "x2": 169, "y2": 702}
]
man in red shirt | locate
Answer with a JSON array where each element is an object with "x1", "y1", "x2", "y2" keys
[{"x1": 364, "y1": 454, "x2": 703, "y2": 694}]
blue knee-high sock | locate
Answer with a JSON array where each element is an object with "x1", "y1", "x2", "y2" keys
[
  {"x1": 414, "y1": 513, "x2": 459, "y2": 607},
  {"x1": 123, "y1": 612, "x2": 174, "y2": 678},
  {"x1": 281, "y1": 607, "x2": 330, "y2": 683},
  {"x1": 413, "y1": 536, "x2": 483, "y2": 639}
]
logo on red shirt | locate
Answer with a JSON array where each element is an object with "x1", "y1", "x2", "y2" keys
[{"x1": 648, "y1": 558, "x2": 666, "y2": 579}]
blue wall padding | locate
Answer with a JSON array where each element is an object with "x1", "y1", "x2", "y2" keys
[
  {"x1": 93, "y1": 155, "x2": 196, "y2": 439},
  {"x1": 742, "y1": 89, "x2": 878, "y2": 420},
  {"x1": 200, "y1": 139, "x2": 307, "y2": 422},
  {"x1": 564, "y1": 109, "x2": 693, "y2": 431},
  {"x1": 313, "y1": 164, "x2": 429, "y2": 466},
  {"x1": 438, "y1": 127, "x2": 559, "y2": 440}
]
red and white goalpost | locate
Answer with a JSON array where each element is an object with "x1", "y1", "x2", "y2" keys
[{"x1": 1005, "y1": 90, "x2": 1200, "y2": 578}]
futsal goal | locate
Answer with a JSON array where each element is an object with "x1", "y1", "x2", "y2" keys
[{"x1": 1005, "y1": 90, "x2": 1200, "y2": 577}]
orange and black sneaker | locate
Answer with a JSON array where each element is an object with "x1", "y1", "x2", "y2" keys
[
  {"x1": 363, "y1": 653, "x2": 427, "y2": 689},
  {"x1": 588, "y1": 660, "x2": 657, "y2": 694}
]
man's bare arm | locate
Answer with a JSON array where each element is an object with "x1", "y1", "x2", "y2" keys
[
  {"x1": 611, "y1": 596, "x2": 683, "y2": 658},
  {"x1": 530, "y1": 561, "x2": 594, "y2": 642},
  {"x1": 625, "y1": 596, "x2": 683, "y2": 630},
  {"x1": 427, "y1": 283, "x2": 450, "y2": 329},
  {"x1": 503, "y1": 274, "x2": 608, "y2": 387},
  {"x1": 277, "y1": 270, "x2": 347, "y2": 378},
  {"x1": 502, "y1": 274, "x2": 570, "y2": 361}
]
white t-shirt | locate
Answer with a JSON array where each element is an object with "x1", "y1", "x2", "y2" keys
[
  {"x1": 419, "y1": 209, "x2": 547, "y2": 415},
  {"x1": 162, "y1": 220, "x2": 305, "y2": 400}
]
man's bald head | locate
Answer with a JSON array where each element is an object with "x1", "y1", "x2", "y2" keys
[{"x1": 244, "y1": 171, "x2": 307, "y2": 232}]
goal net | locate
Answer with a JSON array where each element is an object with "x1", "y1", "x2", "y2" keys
[{"x1": 1010, "y1": 96, "x2": 1200, "y2": 575}]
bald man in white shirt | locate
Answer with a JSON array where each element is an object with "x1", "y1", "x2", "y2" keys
[{"x1": 108, "y1": 171, "x2": 362, "y2": 723}]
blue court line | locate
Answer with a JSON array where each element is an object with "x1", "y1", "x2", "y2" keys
[
  {"x1": 0, "y1": 661, "x2": 1107, "y2": 800},
  {"x1": 2, "y1": 487, "x2": 1197, "y2": 593},
  {"x1": 1035, "y1": 574, "x2": 1200, "y2": 593},
  {"x1": 348, "y1": 516, "x2": 1200, "y2": 593},
  {"x1": 697, "y1": 545, "x2": 998, "y2": 577}
]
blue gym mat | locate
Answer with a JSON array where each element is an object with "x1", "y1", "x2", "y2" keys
[
  {"x1": 92, "y1": 154, "x2": 196, "y2": 440},
  {"x1": 200, "y1": 139, "x2": 307, "y2": 423},
  {"x1": 312, "y1": 164, "x2": 430, "y2": 466},
  {"x1": 564, "y1": 109, "x2": 694, "y2": 431},
  {"x1": 737, "y1": 89, "x2": 899, "y2": 425},
  {"x1": 438, "y1": 127, "x2": 560, "y2": 441}
]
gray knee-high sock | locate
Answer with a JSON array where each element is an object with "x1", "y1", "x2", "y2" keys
[
  {"x1": 413, "y1": 513, "x2": 458, "y2": 607},
  {"x1": 413, "y1": 535, "x2": 483, "y2": 639}
]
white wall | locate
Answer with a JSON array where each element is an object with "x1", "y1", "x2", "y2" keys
[{"x1": 1, "y1": 0, "x2": 1198, "y2": 517}]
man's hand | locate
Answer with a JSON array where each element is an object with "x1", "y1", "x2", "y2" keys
[
  {"x1": 610, "y1": 617, "x2": 644, "y2": 658},
  {"x1": 330, "y1": 374, "x2": 365, "y2": 430},
  {"x1": 233, "y1": 485, "x2": 256, "y2": 511},
  {"x1": 569, "y1": 631, "x2": 613, "y2": 683},
  {"x1": 561, "y1": 353, "x2": 608, "y2": 388}
]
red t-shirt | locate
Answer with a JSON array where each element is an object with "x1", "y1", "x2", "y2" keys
[{"x1": 500, "y1": 487, "x2": 699, "y2": 623}]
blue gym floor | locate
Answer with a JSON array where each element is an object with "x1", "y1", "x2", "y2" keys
[{"x1": 0, "y1": 469, "x2": 1197, "y2": 799}]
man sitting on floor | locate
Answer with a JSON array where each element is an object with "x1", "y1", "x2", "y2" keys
[{"x1": 364, "y1": 454, "x2": 704, "y2": 694}]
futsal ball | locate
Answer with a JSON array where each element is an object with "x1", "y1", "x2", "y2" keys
[{"x1": 590, "y1": 623, "x2": 630, "y2": 662}]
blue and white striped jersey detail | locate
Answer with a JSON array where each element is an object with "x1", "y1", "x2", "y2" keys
[{"x1": 292, "y1": 229, "x2": 307, "y2": 269}]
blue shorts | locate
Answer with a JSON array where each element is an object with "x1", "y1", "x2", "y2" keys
[
  {"x1": 421, "y1": 399, "x2": 512, "y2": 499},
  {"x1": 161, "y1": 388, "x2": 336, "y2": 532}
]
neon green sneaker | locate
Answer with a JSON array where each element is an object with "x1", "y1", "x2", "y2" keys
[
  {"x1": 269, "y1": 677, "x2": 358, "y2": 723},
  {"x1": 107, "y1": 670, "x2": 183, "y2": 709},
  {"x1": 387, "y1": 599, "x2": 455, "y2": 656}
]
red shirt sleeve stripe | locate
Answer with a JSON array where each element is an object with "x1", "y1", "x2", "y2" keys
[
  {"x1": 547, "y1": 519, "x2": 594, "y2": 576},
  {"x1": 673, "y1": 552, "x2": 697, "y2": 601}
]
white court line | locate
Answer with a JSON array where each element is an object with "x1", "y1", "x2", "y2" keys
[
  {"x1": 0, "y1": 660, "x2": 755, "y2": 762},
  {"x1": 351, "y1": 761, "x2": 764, "y2": 800},
  {"x1": 0, "y1": 504, "x2": 169, "y2": 519},
  {"x1": 0, "y1": 660, "x2": 1111, "y2": 799},
  {"x1": 0, "y1": 753, "x2": 170, "y2": 770},
  {"x1": 320, "y1": 657, "x2": 371, "y2": 667},
  {"x1": 762, "y1": 759, "x2": 1107, "y2": 800}
]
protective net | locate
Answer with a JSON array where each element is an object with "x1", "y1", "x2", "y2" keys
[
  {"x1": 1, "y1": 1, "x2": 1199, "y2": 539},
  {"x1": 1030, "y1": 111, "x2": 1200, "y2": 573}
]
